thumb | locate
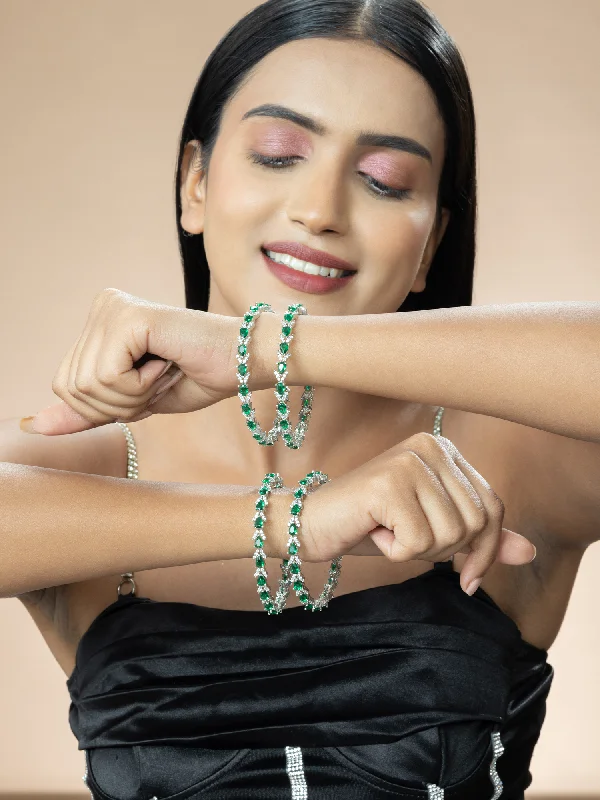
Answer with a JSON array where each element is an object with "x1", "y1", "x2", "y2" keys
[{"x1": 20, "y1": 402, "x2": 126, "y2": 435}]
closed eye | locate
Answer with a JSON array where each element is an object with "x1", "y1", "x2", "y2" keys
[{"x1": 247, "y1": 152, "x2": 411, "y2": 200}]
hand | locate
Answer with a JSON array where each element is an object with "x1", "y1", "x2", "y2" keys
[
  {"x1": 299, "y1": 432, "x2": 536, "y2": 595},
  {"x1": 22, "y1": 288, "x2": 240, "y2": 435}
]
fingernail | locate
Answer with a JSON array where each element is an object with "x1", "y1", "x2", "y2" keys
[
  {"x1": 20, "y1": 416, "x2": 41, "y2": 434},
  {"x1": 528, "y1": 545, "x2": 537, "y2": 562},
  {"x1": 465, "y1": 577, "x2": 481, "y2": 596},
  {"x1": 157, "y1": 360, "x2": 174, "y2": 380}
]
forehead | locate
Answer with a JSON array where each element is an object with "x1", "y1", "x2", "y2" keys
[{"x1": 224, "y1": 37, "x2": 445, "y2": 167}]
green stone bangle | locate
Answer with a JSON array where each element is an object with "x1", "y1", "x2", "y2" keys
[
  {"x1": 253, "y1": 472, "x2": 292, "y2": 614},
  {"x1": 236, "y1": 303, "x2": 280, "y2": 447},
  {"x1": 274, "y1": 303, "x2": 314, "y2": 450},
  {"x1": 281, "y1": 470, "x2": 343, "y2": 612}
]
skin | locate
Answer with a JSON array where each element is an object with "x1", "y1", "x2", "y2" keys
[
  {"x1": 178, "y1": 37, "x2": 451, "y2": 484},
  {"x1": 11, "y1": 37, "x2": 598, "y2": 675}
]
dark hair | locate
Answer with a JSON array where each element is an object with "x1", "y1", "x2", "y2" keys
[{"x1": 174, "y1": 0, "x2": 476, "y2": 312}]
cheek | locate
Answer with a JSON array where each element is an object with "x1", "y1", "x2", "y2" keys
[{"x1": 364, "y1": 204, "x2": 435, "y2": 268}]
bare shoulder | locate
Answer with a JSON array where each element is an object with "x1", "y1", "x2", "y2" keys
[{"x1": 0, "y1": 417, "x2": 131, "y2": 674}]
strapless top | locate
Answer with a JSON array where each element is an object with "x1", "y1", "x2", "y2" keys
[{"x1": 66, "y1": 559, "x2": 553, "y2": 800}]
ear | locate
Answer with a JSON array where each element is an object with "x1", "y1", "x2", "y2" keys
[
  {"x1": 180, "y1": 140, "x2": 207, "y2": 236},
  {"x1": 410, "y1": 207, "x2": 451, "y2": 293}
]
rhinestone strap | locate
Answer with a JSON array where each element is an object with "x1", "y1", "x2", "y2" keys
[
  {"x1": 490, "y1": 730, "x2": 505, "y2": 798},
  {"x1": 285, "y1": 746, "x2": 308, "y2": 800},
  {"x1": 116, "y1": 421, "x2": 138, "y2": 596}
]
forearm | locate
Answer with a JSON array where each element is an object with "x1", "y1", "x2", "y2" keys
[
  {"x1": 252, "y1": 301, "x2": 600, "y2": 443},
  {"x1": 0, "y1": 463, "x2": 290, "y2": 597}
]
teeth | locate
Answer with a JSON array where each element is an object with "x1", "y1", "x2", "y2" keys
[{"x1": 266, "y1": 250, "x2": 347, "y2": 279}]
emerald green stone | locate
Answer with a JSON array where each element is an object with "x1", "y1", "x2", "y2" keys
[
  {"x1": 265, "y1": 602, "x2": 274, "y2": 612},
  {"x1": 293, "y1": 579, "x2": 303, "y2": 591},
  {"x1": 259, "y1": 486, "x2": 268, "y2": 495},
  {"x1": 293, "y1": 488, "x2": 305, "y2": 499},
  {"x1": 276, "y1": 383, "x2": 287, "y2": 396},
  {"x1": 237, "y1": 364, "x2": 248, "y2": 376},
  {"x1": 255, "y1": 498, "x2": 266, "y2": 510},
  {"x1": 247, "y1": 420, "x2": 257, "y2": 430},
  {"x1": 280, "y1": 420, "x2": 289, "y2": 430},
  {"x1": 277, "y1": 403, "x2": 288, "y2": 415},
  {"x1": 283, "y1": 433, "x2": 293, "y2": 441},
  {"x1": 279, "y1": 342, "x2": 289, "y2": 355},
  {"x1": 254, "y1": 536, "x2": 264, "y2": 547},
  {"x1": 239, "y1": 327, "x2": 249, "y2": 338},
  {"x1": 306, "y1": 603, "x2": 314, "y2": 611},
  {"x1": 282, "y1": 325, "x2": 292, "y2": 336},
  {"x1": 282, "y1": 558, "x2": 289, "y2": 566},
  {"x1": 299, "y1": 593, "x2": 309, "y2": 603},
  {"x1": 241, "y1": 403, "x2": 252, "y2": 415},
  {"x1": 288, "y1": 543, "x2": 299, "y2": 555},
  {"x1": 302, "y1": 397, "x2": 311, "y2": 407},
  {"x1": 284, "y1": 313, "x2": 294, "y2": 322},
  {"x1": 260, "y1": 591, "x2": 270, "y2": 601},
  {"x1": 255, "y1": 556, "x2": 265, "y2": 568},
  {"x1": 239, "y1": 385, "x2": 250, "y2": 396},
  {"x1": 243, "y1": 313, "x2": 253, "y2": 324},
  {"x1": 289, "y1": 523, "x2": 298, "y2": 535},
  {"x1": 330, "y1": 561, "x2": 339, "y2": 571},
  {"x1": 266, "y1": 472, "x2": 276, "y2": 477},
  {"x1": 299, "y1": 479, "x2": 308, "y2": 486},
  {"x1": 253, "y1": 433, "x2": 263, "y2": 440},
  {"x1": 257, "y1": 576, "x2": 266, "y2": 586},
  {"x1": 299, "y1": 413, "x2": 308, "y2": 422},
  {"x1": 291, "y1": 503, "x2": 301, "y2": 514},
  {"x1": 277, "y1": 362, "x2": 287, "y2": 373},
  {"x1": 237, "y1": 344, "x2": 247, "y2": 357},
  {"x1": 289, "y1": 444, "x2": 299, "y2": 450},
  {"x1": 254, "y1": 518, "x2": 264, "y2": 528},
  {"x1": 304, "y1": 385, "x2": 312, "y2": 391},
  {"x1": 290, "y1": 563, "x2": 300, "y2": 574}
]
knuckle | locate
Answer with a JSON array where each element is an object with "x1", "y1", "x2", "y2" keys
[
  {"x1": 488, "y1": 492, "x2": 505, "y2": 517},
  {"x1": 74, "y1": 374, "x2": 94, "y2": 394},
  {"x1": 463, "y1": 504, "x2": 488, "y2": 535}
]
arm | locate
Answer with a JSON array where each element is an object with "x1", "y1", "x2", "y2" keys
[
  {"x1": 253, "y1": 301, "x2": 600, "y2": 548},
  {"x1": 254, "y1": 301, "x2": 600, "y2": 443},
  {"x1": 0, "y1": 461, "x2": 290, "y2": 598}
]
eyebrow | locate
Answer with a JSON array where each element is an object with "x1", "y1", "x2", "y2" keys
[{"x1": 241, "y1": 103, "x2": 433, "y2": 164}]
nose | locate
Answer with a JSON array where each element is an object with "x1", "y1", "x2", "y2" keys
[{"x1": 285, "y1": 155, "x2": 349, "y2": 236}]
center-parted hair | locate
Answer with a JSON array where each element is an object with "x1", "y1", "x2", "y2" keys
[{"x1": 174, "y1": 0, "x2": 476, "y2": 313}]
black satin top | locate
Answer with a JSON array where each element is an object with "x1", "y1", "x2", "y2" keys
[{"x1": 66, "y1": 560, "x2": 553, "y2": 799}]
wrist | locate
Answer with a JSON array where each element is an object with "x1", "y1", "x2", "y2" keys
[
  {"x1": 261, "y1": 486, "x2": 295, "y2": 560},
  {"x1": 249, "y1": 307, "x2": 314, "y2": 390}
]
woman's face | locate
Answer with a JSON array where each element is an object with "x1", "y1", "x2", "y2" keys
[{"x1": 180, "y1": 37, "x2": 449, "y2": 316}]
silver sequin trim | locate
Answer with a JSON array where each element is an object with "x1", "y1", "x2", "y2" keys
[
  {"x1": 426, "y1": 730, "x2": 504, "y2": 798},
  {"x1": 82, "y1": 751, "x2": 94, "y2": 799},
  {"x1": 427, "y1": 784, "x2": 444, "y2": 799},
  {"x1": 490, "y1": 730, "x2": 505, "y2": 798},
  {"x1": 285, "y1": 746, "x2": 308, "y2": 799}
]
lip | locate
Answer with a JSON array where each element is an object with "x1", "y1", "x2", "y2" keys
[
  {"x1": 262, "y1": 241, "x2": 357, "y2": 273},
  {"x1": 261, "y1": 249, "x2": 356, "y2": 295}
]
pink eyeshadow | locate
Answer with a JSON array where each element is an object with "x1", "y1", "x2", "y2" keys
[{"x1": 358, "y1": 153, "x2": 412, "y2": 187}]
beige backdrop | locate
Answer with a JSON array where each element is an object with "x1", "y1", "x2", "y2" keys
[{"x1": 1, "y1": 0, "x2": 599, "y2": 793}]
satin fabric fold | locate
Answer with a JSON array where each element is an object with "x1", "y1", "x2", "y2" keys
[{"x1": 68, "y1": 562, "x2": 553, "y2": 796}]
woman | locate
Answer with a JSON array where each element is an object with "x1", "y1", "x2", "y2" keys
[{"x1": 2, "y1": 0, "x2": 599, "y2": 796}]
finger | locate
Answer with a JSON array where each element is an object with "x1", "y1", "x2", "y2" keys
[{"x1": 436, "y1": 437, "x2": 532, "y2": 590}]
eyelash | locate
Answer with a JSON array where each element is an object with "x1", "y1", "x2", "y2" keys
[{"x1": 247, "y1": 152, "x2": 410, "y2": 200}]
